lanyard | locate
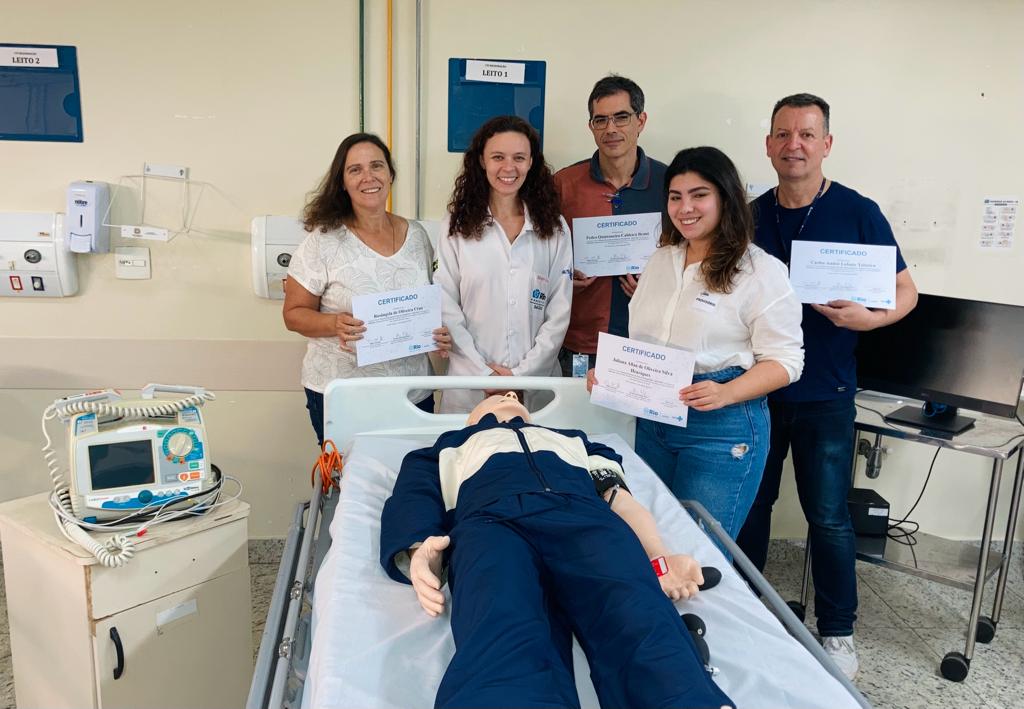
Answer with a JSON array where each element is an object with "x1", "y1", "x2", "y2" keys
[{"x1": 774, "y1": 177, "x2": 826, "y2": 266}]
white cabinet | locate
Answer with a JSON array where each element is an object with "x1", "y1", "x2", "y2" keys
[{"x1": 0, "y1": 494, "x2": 251, "y2": 709}]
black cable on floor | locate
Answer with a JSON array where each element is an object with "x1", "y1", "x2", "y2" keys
[{"x1": 884, "y1": 447, "x2": 941, "y2": 569}]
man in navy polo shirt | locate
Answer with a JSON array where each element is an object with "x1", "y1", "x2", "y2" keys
[
  {"x1": 736, "y1": 93, "x2": 918, "y2": 680},
  {"x1": 553, "y1": 75, "x2": 667, "y2": 376}
]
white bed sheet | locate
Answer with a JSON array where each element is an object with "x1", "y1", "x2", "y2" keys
[{"x1": 303, "y1": 433, "x2": 862, "y2": 709}]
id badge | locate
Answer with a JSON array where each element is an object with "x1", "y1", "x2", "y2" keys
[
  {"x1": 692, "y1": 290, "x2": 721, "y2": 313},
  {"x1": 572, "y1": 353, "x2": 589, "y2": 378}
]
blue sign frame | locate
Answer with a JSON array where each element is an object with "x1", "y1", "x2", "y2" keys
[
  {"x1": 0, "y1": 44, "x2": 84, "y2": 143},
  {"x1": 447, "y1": 58, "x2": 546, "y2": 153}
]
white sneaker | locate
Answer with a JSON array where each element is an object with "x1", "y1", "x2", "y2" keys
[{"x1": 822, "y1": 635, "x2": 859, "y2": 680}]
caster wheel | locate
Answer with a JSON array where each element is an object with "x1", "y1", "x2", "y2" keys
[
  {"x1": 976, "y1": 616, "x2": 996, "y2": 644},
  {"x1": 940, "y1": 651, "x2": 970, "y2": 682},
  {"x1": 786, "y1": 600, "x2": 806, "y2": 622}
]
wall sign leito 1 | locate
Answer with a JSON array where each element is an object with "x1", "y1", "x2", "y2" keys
[
  {"x1": 0, "y1": 44, "x2": 83, "y2": 142},
  {"x1": 448, "y1": 57, "x2": 546, "y2": 152}
]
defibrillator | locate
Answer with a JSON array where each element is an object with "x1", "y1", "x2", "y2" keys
[
  {"x1": 41, "y1": 384, "x2": 224, "y2": 566},
  {"x1": 65, "y1": 385, "x2": 216, "y2": 521}
]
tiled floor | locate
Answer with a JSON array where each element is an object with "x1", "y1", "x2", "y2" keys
[{"x1": 2, "y1": 539, "x2": 1022, "y2": 708}]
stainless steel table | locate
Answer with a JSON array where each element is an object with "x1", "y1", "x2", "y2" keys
[{"x1": 789, "y1": 394, "x2": 1024, "y2": 682}]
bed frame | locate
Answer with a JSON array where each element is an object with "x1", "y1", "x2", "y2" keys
[{"x1": 247, "y1": 376, "x2": 871, "y2": 709}]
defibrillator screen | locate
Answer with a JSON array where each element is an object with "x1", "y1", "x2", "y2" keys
[{"x1": 88, "y1": 440, "x2": 156, "y2": 491}]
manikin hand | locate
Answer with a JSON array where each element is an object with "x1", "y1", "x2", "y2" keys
[
  {"x1": 409, "y1": 535, "x2": 450, "y2": 617},
  {"x1": 659, "y1": 554, "x2": 704, "y2": 601}
]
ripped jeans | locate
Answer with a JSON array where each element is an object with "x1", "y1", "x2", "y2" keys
[{"x1": 635, "y1": 367, "x2": 769, "y2": 551}]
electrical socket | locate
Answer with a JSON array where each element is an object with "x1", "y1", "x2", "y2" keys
[{"x1": 144, "y1": 162, "x2": 189, "y2": 180}]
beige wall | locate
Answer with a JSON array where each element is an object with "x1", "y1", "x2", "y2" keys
[{"x1": 3, "y1": 0, "x2": 1023, "y2": 540}]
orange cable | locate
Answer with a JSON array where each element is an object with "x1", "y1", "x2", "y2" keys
[{"x1": 311, "y1": 439, "x2": 343, "y2": 493}]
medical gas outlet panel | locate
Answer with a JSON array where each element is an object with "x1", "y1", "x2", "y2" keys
[
  {"x1": 70, "y1": 406, "x2": 213, "y2": 521},
  {"x1": 0, "y1": 212, "x2": 79, "y2": 297},
  {"x1": 251, "y1": 215, "x2": 308, "y2": 299}
]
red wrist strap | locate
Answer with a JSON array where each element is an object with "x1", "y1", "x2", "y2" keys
[{"x1": 651, "y1": 556, "x2": 669, "y2": 577}]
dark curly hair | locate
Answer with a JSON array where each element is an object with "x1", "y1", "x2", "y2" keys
[
  {"x1": 447, "y1": 116, "x2": 561, "y2": 239},
  {"x1": 659, "y1": 147, "x2": 753, "y2": 294},
  {"x1": 302, "y1": 133, "x2": 395, "y2": 233}
]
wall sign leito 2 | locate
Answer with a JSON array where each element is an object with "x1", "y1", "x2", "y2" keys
[{"x1": 0, "y1": 44, "x2": 83, "y2": 142}]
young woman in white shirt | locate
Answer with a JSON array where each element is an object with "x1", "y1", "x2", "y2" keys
[
  {"x1": 590, "y1": 146, "x2": 803, "y2": 542},
  {"x1": 284, "y1": 133, "x2": 452, "y2": 446},
  {"x1": 437, "y1": 116, "x2": 573, "y2": 413}
]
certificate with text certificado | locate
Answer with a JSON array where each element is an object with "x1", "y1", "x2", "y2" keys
[
  {"x1": 351, "y1": 284, "x2": 442, "y2": 367},
  {"x1": 590, "y1": 332, "x2": 695, "y2": 427},
  {"x1": 571, "y1": 212, "x2": 661, "y2": 277},
  {"x1": 789, "y1": 241, "x2": 897, "y2": 310}
]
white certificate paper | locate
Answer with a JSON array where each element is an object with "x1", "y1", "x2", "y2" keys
[
  {"x1": 590, "y1": 333, "x2": 696, "y2": 427},
  {"x1": 571, "y1": 212, "x2": 661, "y2": 277},
  {"x1": 789, "y1": 241, "x2": 897, "y2": 310},
  {"x1": 351, "y1": 284, "x2": 441, "y2": 366}
]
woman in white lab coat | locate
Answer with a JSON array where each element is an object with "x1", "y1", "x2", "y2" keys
[{"x1": 437, "y1": 116, "x2": 573, "y2": 413}]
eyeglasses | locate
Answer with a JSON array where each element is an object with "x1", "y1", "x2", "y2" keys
[{"x1": 589, "y1": 111, "x2": 636, "y2": 130}]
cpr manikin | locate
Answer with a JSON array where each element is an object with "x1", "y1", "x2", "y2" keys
[{"x1": 380, "y1": 392, "x2": 734, "y2": 709}]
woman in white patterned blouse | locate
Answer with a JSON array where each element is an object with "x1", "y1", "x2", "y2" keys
[{"x1": 284, "y1": 133, "x2": 451, "y2": 446}]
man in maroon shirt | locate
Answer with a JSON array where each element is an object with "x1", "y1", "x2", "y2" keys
[{"x1": 553, "y1": 75, "x2": 667, "y2": 376}]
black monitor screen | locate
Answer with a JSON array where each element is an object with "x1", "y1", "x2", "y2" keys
[
  {"x1": 856, "y1": 294, "x2": 1024, "y2": 417},
  {"x1": 88, "y1": 440, "x2": 155, "y2": 491}
]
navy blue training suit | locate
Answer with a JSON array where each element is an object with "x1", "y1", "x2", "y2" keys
[{"x1": 380, "y1": 413, "x2": 734, "y2": 709}]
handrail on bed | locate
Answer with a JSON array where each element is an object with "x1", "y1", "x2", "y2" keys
[
  {"x1": 323, "y1": 376, "x2": 636, "y2": 450},
  {"x1": 248, "y1": 478, "x2": 327, "y2": 709},
  {"x1": 682, "y1": 500, "x2": 874, "y2": 709}
]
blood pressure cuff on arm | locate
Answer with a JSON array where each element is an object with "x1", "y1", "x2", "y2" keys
[{"x1": 589, "y1": 467, "x2": 629, "y2": 496}]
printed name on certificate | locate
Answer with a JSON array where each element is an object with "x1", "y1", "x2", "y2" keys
[
  {"x1": 572, "y1": 212, "x2": 661, "y2": 278},
  {"x1": 589, "y1": 332, "x2": 695, "y2": 427},
  {"x1": 351, "y1": 284, "x2": 442, "y2": 367}
]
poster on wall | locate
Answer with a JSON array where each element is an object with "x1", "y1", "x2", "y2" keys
[
  {"x1": 979, "y1": 196, "x2": 1018, "y2": 250},
  {"x1": 0, "y1": 44, "x2": 83, "y2": 143}
]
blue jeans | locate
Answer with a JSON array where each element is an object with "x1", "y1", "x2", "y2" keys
[
  {"x1": 304, "y1": 387, "x2": 435, "y2": 447},
  {"x1": 634, "y1": 367, "x2": 769, "y2": 553},
  {"x1": 736, "y1": 397, "x2": 858, "y2": 637}
]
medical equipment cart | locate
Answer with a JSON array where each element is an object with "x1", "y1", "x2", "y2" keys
[
  {"x1": 787, "y1": 395, "x2": 1024, "y2": 682},
  {"x1": 0, "y1": 494, "x2": 252, "y2": 708}
]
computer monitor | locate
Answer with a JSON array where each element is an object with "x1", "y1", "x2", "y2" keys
[{"x1": 856, "y1": 294, "x2": 1024, "y2": 433}]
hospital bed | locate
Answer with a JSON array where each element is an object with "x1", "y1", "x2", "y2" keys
[{"x1": 248, "y1": 377, "x2": 872, "y2": 709}]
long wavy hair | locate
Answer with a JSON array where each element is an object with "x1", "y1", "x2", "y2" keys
[
  {"x1": 302, "y1": 133, "x2": 396, "y2": 233},
  {"x1": 659, "y1": 147, "x2": 753, "y2": 293},
  {"x1": 447, "y1": 116, "x2": 561, "y2": 239}
]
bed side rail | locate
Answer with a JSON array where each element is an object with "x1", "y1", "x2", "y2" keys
[
  {"x1": 247, "y1": 499, "x2": 307, "y2": 708},
  {"x1": 247, "y1": 479, "x2": 324, "y2": 709},
  {"x1": 682, "y1": 500, "x2": 873, "y2": 709}
]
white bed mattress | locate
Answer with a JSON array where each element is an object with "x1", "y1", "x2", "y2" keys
[{"x1": 303, "y1": 433, "x2": 862, "y2": 709}]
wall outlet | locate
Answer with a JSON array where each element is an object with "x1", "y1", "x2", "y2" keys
[
  {"x1": 115, "y1": 246, "x2": 151, "y2": 279},
  {"x1": 144, "y1": 162, "x2": 189, "y2": 180}
]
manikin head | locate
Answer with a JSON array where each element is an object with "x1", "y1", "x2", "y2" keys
[{"x1": 466, "y1": 391, "x2": 531, "y2": 426}]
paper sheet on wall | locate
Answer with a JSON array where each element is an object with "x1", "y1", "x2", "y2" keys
[{"x1": 979, "y1": 196, "x2": 1018, "y2": 249}]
